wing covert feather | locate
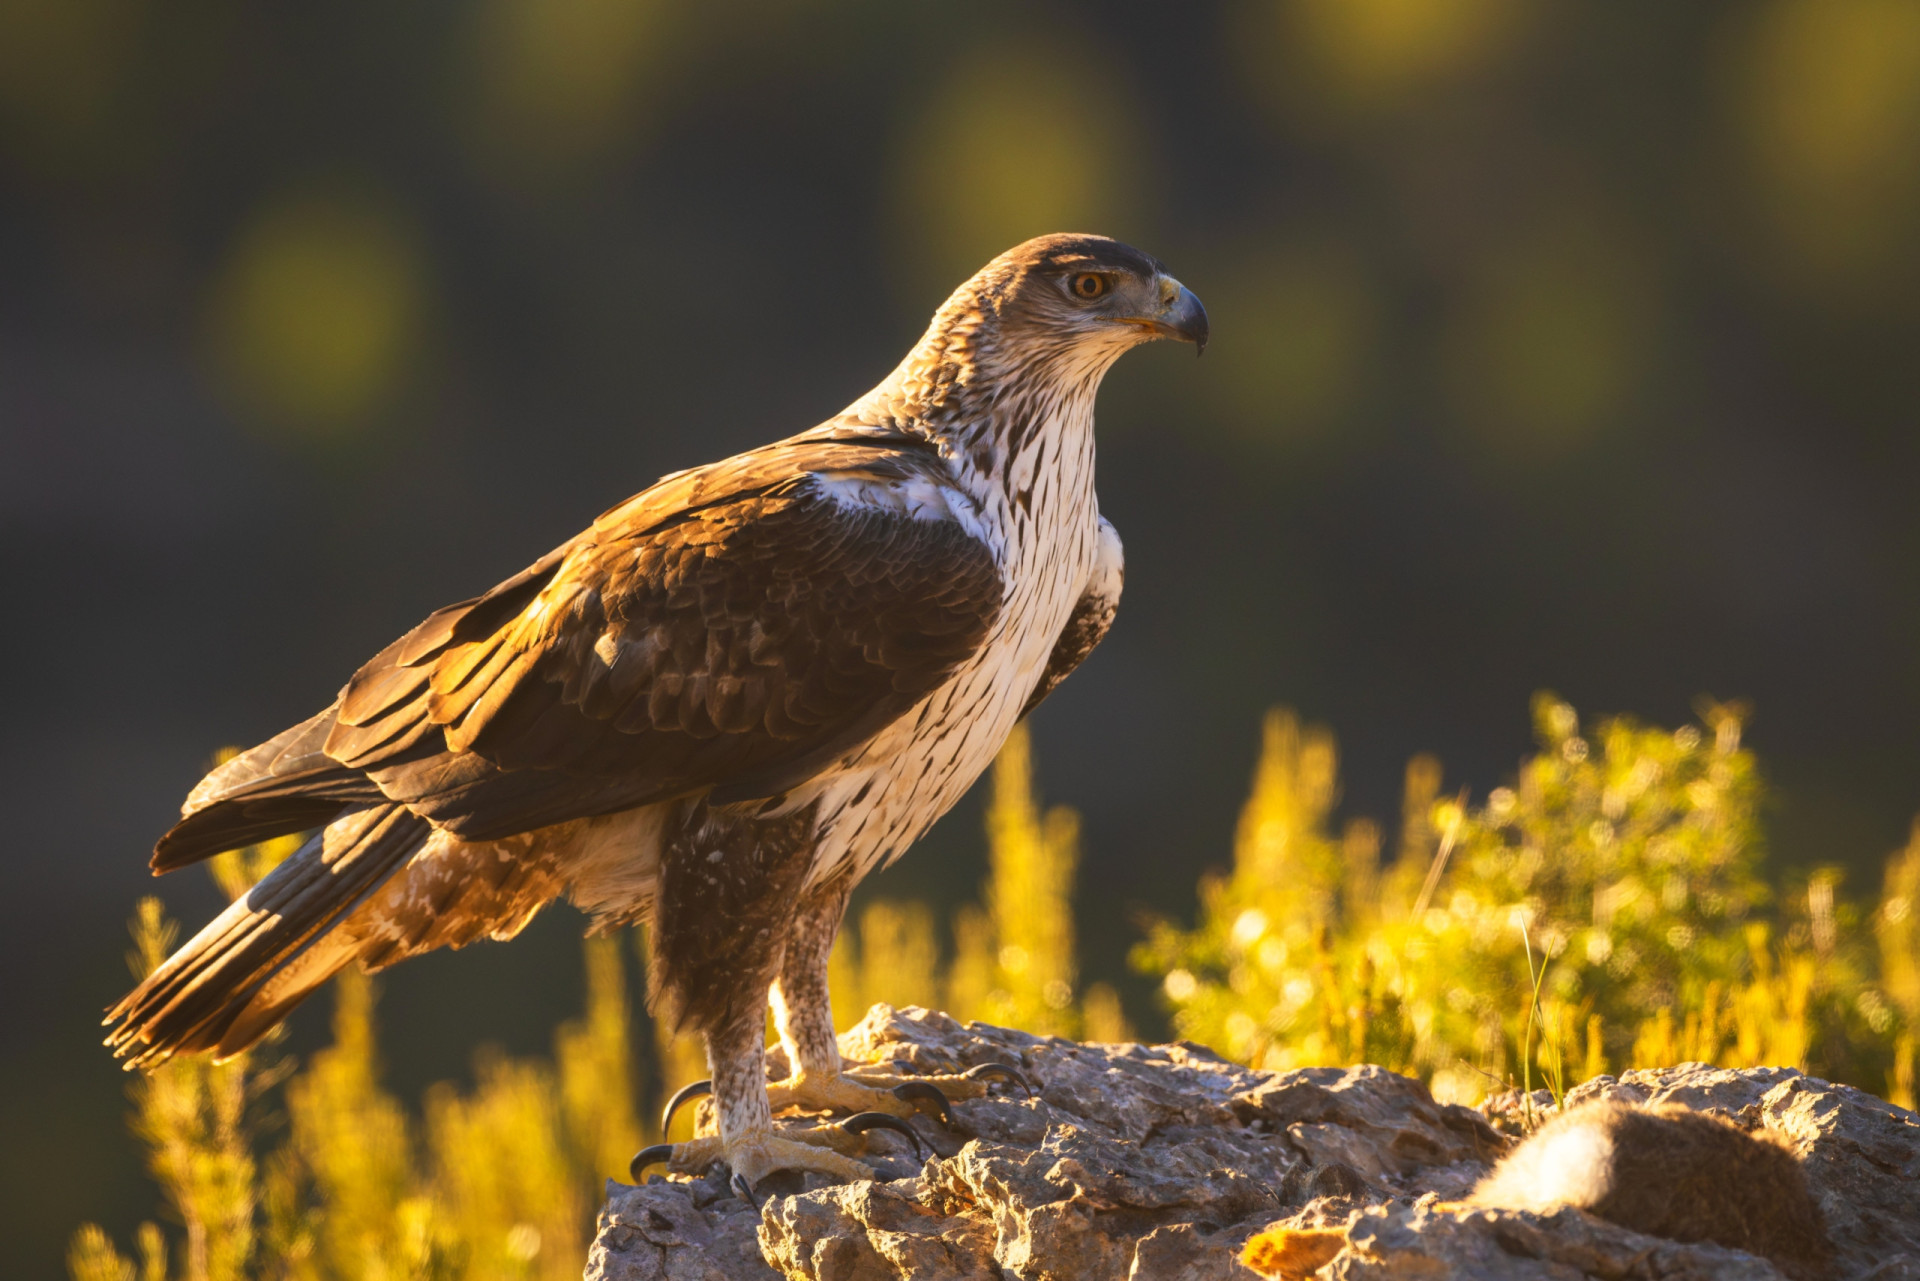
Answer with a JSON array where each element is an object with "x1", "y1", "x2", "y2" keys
[{"x1": 321, "y1": 437, "x2": 1002, "y2": 840}]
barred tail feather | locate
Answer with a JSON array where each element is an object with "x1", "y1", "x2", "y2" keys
[{"x1": 105, "y1": 804, "x2": 430, "y2": 1067}]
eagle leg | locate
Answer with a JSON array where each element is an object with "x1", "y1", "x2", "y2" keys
[
  {"x1": 765, "y1": 879, "x2": 956, "y2": 1120},
  {"x1": 657, "y1": 874, "x2": 1036, "y2": 1140},
  {"x1": 640, "y1": 804, "x2": 903, "y2": 1198},
  {"x1": 632, "y1": 1000, "x2": 881, "y2": 1201},
  {"x1": 761, "y1": 876, "x2": 1025, "y2": 1120}
]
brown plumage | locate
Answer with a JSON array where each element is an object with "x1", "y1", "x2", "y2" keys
[
  {"x1": 1469, "y1": 1101, "x2": 1834, "y2": 1280},
  {"x1": 158, "y1": 437, "x2": 999, "y2": 867},
  {"x1": 106, "y1": 233, "x2": 1206, "y2": 1197},
  {"x1": 114, "y1": 434, "x2": 1004, "y2": 1066}
]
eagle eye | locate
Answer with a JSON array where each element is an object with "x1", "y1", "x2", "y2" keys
[{"x1": 1069, "y1": 272, "x2": 1110, "y2": 301}]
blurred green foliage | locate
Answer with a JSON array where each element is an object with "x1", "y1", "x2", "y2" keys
[
  {"x1": 1137, "y1": 695, "x2": 1918, "y2": 1106},
  {"x1": 76, "y1": 898, "x2": 633, "y2": 1281},
  {"x1": 70, "y1": 704, "x2": 1920, "y2": 1276}
]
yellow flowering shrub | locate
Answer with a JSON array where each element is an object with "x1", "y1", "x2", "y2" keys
[{"x1": 1137, "y1": 695, "x2": 1906, "y2": 1103}]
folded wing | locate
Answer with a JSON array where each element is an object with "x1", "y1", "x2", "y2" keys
[{"x1": 155, "y1": 435, "x2": 1004, "y2": 866}]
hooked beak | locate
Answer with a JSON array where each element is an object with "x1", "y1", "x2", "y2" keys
[
  {"x1": 1158, "y1": 279, "x2": 1208, "y2": 355},
  {"x1": 1114, "y1": 277, "x2": 1209, "y2": 355}
]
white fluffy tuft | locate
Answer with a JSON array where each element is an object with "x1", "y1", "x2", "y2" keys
[{"x1": 1471, "y1": 1119, "x2": 1617, "y2": 1212}]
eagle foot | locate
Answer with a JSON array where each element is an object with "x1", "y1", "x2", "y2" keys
[
  {"x1": 658, "y1": 1061, "x2": 1030, "y2": 1138},
  {"x1": 658, "y1": 1078, "x2": 716, "y2": 1138},
  {"x1": 765, "y1": 1067, "x2": 990, "y2": 1129},
  {"x1": 630, "y1": 1118, "x2": 910, "y2": 1207},
  {"x1": 661, "y1": 1071, "x2": 952, "y2": 1136},
  {"x1": 841, "y1": 1060, "x2": 1034, "y2": 1102}
]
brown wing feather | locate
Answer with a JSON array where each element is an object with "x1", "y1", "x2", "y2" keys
[
  {"x1": 333, "y1": 541, "x2": 578, "y2": 736},
  {"x1": 296, "y1": 434, "x2": 1004, "y2": 842},
  {"x1": 153, "y1": 433, "x2": 997, "y2": 865},
  {"x1": 152, "y1": 705, "x2": 385, "y2": 871},
  {"x1": 113, "y1": 804, "x2": 432, "y2": 1064}
]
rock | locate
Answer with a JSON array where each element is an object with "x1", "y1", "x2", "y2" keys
[
  {"x1": 1255, "y1": 1064, "x2": 1920, "y2": 1280},
  {"x1": 589, "y1": 1169, "x2": 780, "y2": 1281},
  {"x1": 1558, "y1": 1064, "x2": 1920, "y2": 1279},
  {"x1": 585, "y1": 1008, "x2": 1920, "y2": 1280},
  {"x1": 1321, "y1": 1200, "x2": 1795, "y2": 1280}
]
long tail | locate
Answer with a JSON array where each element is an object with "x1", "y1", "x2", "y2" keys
[
  {"x1": 150, "y1": 704, "x2": 387, "y2": 875},
  {"x1": 105, "y1": 804, "x2": 429, "y2": 1067}
]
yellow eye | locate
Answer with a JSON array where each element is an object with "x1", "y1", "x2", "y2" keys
[{"x1": 1070, "y1": 273, "x2": 1109, "y2": 300}]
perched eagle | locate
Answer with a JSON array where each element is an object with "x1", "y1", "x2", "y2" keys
[{"x1": 107, "y1": 234, "x2": 1207, "y2": 1197}]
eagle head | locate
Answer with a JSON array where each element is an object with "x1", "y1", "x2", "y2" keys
[
  {"x1": 861, "y1": 233, "x2": 1206, "y2": 455},
  {"x1": 906, "y1": 234, "x2": 1208, "y2": 401},
  {"x1": 981, "y1": 232, "x2": 1208, "y2": 357}
]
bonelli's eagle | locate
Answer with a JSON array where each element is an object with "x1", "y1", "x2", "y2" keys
[{"x1": 107, "y1": 234, "x2": 1207, "y2": 1198}]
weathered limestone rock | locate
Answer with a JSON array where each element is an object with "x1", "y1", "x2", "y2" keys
[
  {"x1": 588, "y1": 1168, "x2": 778, "y2": 1281},
  {"x1": 1558, "y1": 1064, "x2": 1920, "y2": 1279},
  {"x1": 586, "y1": 1008, "x2": 1920, "y2": 1281},
  {"x1": 1317, "y1": 1200, "x2": 1797, "y2": 1280},
  {"x1": 1260, "y1": 1064, "x2": 1920, "y2": 1281}
]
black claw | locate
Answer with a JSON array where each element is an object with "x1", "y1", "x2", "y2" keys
[
  {"x1": 890, "y1": 1081, "x2": 953, "y2": 1127},
  {"x1": 841, "y1": 1110, "x2": 928, "y2": 1159},
  {"x1": 660, "y1": 1079, "x2": 712, "y2": 1136},
  {"x1": 963, "y1": 1062, "x2": 1035, "y2": 1097},
  {"x1": 730, "y1": 1172, "x2": 762, "y2": 1213},
  {"x1": 630, "y1": 1144, "x2": 675, "y2": 1182}
]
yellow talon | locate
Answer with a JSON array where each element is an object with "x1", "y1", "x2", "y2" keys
[{"x1": 633, "y1": 1126, "x2": 876, "y2": 1186}]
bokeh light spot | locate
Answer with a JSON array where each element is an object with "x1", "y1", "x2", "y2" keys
[
  {"x1": 204, "y1": 187, "x2": 427, "y2": 444},
  {"x1": 890, "y1": 42, "x2": 1140, "y2": 301},
  {"x1": 1729, "y1": 0, "x2": 1920, "y2": 294},
  {"x1": 0, "y1": 0, "x2": 146, "y2": 179},
  {"x1": 463, "y1": 0, "x2": 667, "y2": 184},
  {"x1": 1201, "y1": 234, "x2": 1381, "y2": 450},
  {"x1": 1440, "y1": 217, "x2": 1656, "y2": 458},
  {"x1": 1236, "y1": 0, "x2": 1527, "y2": 124}
]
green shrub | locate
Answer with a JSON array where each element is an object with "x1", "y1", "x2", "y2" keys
[
  {"x1": 75, "y1": 905, "x2": 635, "y2": 1280},
  {"x1": 1135, "y1": 694, "x2": 1912, "y2": 1104}
]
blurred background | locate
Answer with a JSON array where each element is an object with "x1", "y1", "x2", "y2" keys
[{"x1": 6, "y1": 0, "x2": 1920, "y2": 1269}]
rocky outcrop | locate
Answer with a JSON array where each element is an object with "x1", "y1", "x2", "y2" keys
[{"x1": 585, "y1": 1006, "x2": 1920, "y2": 1281}]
